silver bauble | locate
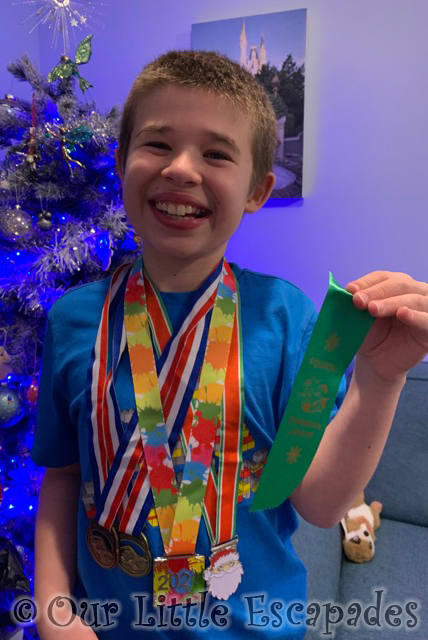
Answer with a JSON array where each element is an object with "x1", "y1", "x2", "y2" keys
[
  {"x1": 0, "y1": 94, "x2": 23, "y2": 116},
  {"x1": 0, "y1": 205, "x2": 33, "y2": 240},
  {"x1": 0, "y1": 383, "x2": 25, "y2": 428}
]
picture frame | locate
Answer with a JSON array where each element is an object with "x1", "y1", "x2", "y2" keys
[{"x1": 191, "y1": 9, "x2": 307, "y2": 205}]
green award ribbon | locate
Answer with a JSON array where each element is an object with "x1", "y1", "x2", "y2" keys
[{"x1": 250, "y1": 273, "x2": 375, "y2": 512}]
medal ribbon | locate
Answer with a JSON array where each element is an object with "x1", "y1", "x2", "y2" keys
[
  {"x1": 251, "y1": 273, "x2": 375, "y2": 512},
  {"x1": 86, "y1": 262, "x2": 133, "y2": 526},
  {"x1": 143, "y1": 268, "x2": 244, "y2": 551},
  {"x1": 124, "y1": 259, "x2": 242, "y2": 556}
]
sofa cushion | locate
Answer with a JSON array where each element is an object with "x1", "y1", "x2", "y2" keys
[
  {"x1": 365, "y1": 363, "x2": 428, "y2": 527},
  {"x1": 335, "y1": 517, "x2": 427, "y2": 639},
  {"x1": 292, "y1": 515, "x2": 342, "y2": 604}
]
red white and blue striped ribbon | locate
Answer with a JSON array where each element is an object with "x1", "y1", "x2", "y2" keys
[{"x1": 85, "y1": 258, "x2": 227, "y2": 538}]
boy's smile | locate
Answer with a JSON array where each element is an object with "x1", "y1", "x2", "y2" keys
[{"x1": 117, "y1": 85, "x2": 274, "y2": 290}]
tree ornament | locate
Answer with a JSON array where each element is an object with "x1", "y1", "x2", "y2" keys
[
  {"x1": 26, "y1": 377, "x2": 39, "y2": 406},
  {"x1": 47, "y1": 34, "x2": 93, "y2": 92},
  {"x1": 24, "y1": 94, "x2": 40, "y2": 172},
  {"x1": 0, "y1": 346, "x2": 12, "y2": 380},
  {"x1": 0, "y1": 536, "x2": 30, "y2": 593},
  {"x1": 95, "y1": 230, "x2": 113, "y2": 270},
  {"x1": 23, "y1": 1, "x2": 104, "y2": 54},
  {"x1": 68, "y1": 125, "x2": 92, "y2": 145},
  {"x1": 45, "y1": 123, "x2": 86, "y2": 177},
  {"x1": 0, "y1": 205, "x2": 33, "y2": 241},
  {"x1": 37, "y1": 210, "x2": 53, "y2": 230},
  {"x1": 0, "y1": 94, "x2": 23, "y2": 116},
  {"x1": 23, "y1": 126, "x2": 39, "y2": 172},
  {"x1": 0, "y1": 170, "x2": 10, "y2": 191},
  {"x1": 0, "y1": 382, "x2": 25, "y2": 428}
]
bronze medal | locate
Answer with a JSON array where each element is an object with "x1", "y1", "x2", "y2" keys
[
  {"x1": 86, "y1": 520, "x2": 119, "y2": 569},
  {"x1": 118, "y1": 530, "x2": 153, "y2": 577}
]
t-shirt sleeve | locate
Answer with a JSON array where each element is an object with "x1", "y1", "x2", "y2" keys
[{"x1": 31, "y1": 313, "x2": 80, "y2": 467}]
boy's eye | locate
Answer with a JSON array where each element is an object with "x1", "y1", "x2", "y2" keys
[
  {"x1": 205, "y1": 150, "x2": 230, "y2": 160},
  {"x1": 145, "y1": 141, "x2": 170, "y2": 149}
]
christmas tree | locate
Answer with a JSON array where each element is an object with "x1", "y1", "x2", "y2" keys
[{"x1": 0, "y1": 36, "x2": 136, "y2": 638}]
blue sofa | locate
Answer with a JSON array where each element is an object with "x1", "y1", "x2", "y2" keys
[{"x1": 292, "y1": 362, "x2": 428, "y2": 639}]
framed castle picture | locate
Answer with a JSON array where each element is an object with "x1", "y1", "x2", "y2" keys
[{"x1": 191, "y1": 9, "x2": 307, "y2": 205}]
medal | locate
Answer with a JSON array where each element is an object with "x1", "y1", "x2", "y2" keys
[
  {"x1": 204, "y1": 538, "x2": 243, "y2": 600},
  {"x1": 86, "y1": 520, "x2": 119, "y2": 569},
  {"x1": 153, "y1": 554, "x2": 205, "y2": 606},
  {"x1": 118, "y1": 530, "x2": 153, "y2": 577}
]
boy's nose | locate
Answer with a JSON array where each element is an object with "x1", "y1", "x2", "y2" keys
[{"x1": 161, "y1": 151, "x2": 202, "y2": 185}]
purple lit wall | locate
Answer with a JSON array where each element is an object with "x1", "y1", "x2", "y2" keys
[{"x1": 1, "y1": 0, "x2": 427, "y2": 309}]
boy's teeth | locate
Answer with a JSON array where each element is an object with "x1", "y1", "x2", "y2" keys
[{"x1": 155, "y1": 201, "x2": 203, "y2": 217}]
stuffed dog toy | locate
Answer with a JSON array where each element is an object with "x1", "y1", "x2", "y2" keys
[{"x1": 340, "y1": 491, "x2": 382, "y2": 563}]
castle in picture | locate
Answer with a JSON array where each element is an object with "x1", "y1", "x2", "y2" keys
[{"x1": 239, "y1": 19, "x2": 267, "y2": 75}]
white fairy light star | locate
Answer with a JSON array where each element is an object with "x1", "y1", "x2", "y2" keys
[{"x1": 20, "y1": 0, "x2": 105, "y2": 54}]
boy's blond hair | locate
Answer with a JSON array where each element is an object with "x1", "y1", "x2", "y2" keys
[{"x1": 118, "y1": 50, "x2": 277, "y2": 192}]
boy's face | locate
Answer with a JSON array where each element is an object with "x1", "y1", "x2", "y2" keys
[{"x1": 117, "y1": 85, "x2": 274, "y2": 278}]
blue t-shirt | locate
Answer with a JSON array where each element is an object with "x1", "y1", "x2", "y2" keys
[{"x1": 32, "y1": 263, "x2": 345, "y2": 639}]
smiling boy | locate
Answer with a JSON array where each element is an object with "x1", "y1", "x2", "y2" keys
[{"x1": 32, "y1": 50, "x2": 428, "y2": 640}]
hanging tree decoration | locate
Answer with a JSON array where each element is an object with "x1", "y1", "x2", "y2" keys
[
  {"x1": 37, "y1": 193, "x2": 53, "y2": 231},
  {"x1": 0, "y1": 379, "x2": 26, "y2": 429},
  {"x1": 25, "y1": 94, "x2": 40, "y2": 172},
  {"x1": 37, "y1": 210, "x2": 53, "y2": 230},
  {"x1": 0, "y1": 330, "x2": 12, "y2": 381},
  {"x1": 13, "y1": 93, "x2": 41, "y2": 173},
  {"x1": 0, "y1": 205, "x2": 33, "y2": 241},
  {"x1": 25, "y1": 126, "x2": 40, "y2": 172},
  {"x1": 47, "y1": 34, "x2": 94, "y2": 92},
  {"x1": 0, "y1": 95, "x2": 26, "y2": 118},
  {"x1": 0, "y1": 179, "x2": 34, "y2": 241},
  {"x1": 45, "y1": 122, "x2": 87, "y2": 177}
]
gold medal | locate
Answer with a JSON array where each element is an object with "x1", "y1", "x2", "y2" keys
[
  {"x1": 153, "y1": 554, "x2": 205, "y2": 606},
  {"x1": 86, "y1": 520, "x2": 119, "y2": 569},
  {"x1": 118, "y1": 530, "x2": 153, "y2": 577}
]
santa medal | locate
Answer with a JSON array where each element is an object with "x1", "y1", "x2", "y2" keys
[
  {"x1": 204, "y1": 538, "x2": 243, "y2": 600},
  {"x1": 153, "y1": 554, "x2": 205, "y2": 606}
]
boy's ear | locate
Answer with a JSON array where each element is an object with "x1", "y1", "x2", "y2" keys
[
  {"x1": 245, "y1": 171, "x2": 276, "y2": 213},
  {"x1": 115, "y1": 148, "x2": 124, "y2": 182}
]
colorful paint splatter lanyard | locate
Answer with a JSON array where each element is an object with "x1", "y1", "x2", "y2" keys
[
  {"x1": 85, "y1": 257, "x2": 244, "y2": 605},
  {"x1": 136, "y1": 261, "x2": 245, "y2": 604},
  {"x1": 124, "y1": 257, "x2": 244, "y2": 605}
]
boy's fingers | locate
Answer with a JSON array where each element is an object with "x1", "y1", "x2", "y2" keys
[
  {"x1": 363, "y1": 294, "x2": 428, "y2": 316},
  {"x1": 346, "y1": 275, "x2": 428, "y2": 307},
  {"x1": 345, "y1": 271, "x2": 398, "y2": 293},
  {"x1": 396, "y1": 307, "x2": 428, "y2": 339}
]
